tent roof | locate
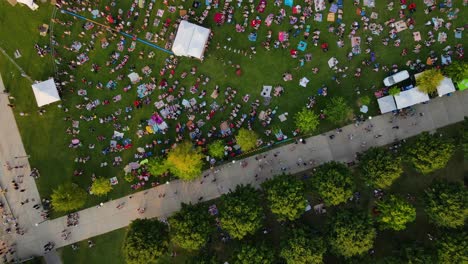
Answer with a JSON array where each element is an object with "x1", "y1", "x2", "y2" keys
[
  {"x1": 437, "y1": 77, "x2": 456, "y2": 96},
  {"x1": 377, "y1": 95, "x2": 397, "y2": 114},
  {"x1": 17, "y1": 0, "x2": 38, "y2": 10},
  {"x1": 172, "y1": 20, "x2": 210, "y2": 59},
  {"x1": 31, "y1": 79, "x2": 61, "y2": 107},
  {"x1": 394, "y1": 88, "x2": 430, "y2": 109}
]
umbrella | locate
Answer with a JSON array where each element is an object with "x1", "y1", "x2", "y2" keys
[
  {"x1": 71, "y1": 139, "x2": 80, "y2": 144},
  {"x1": 128, "y1": 162, "x2": 140, "y2": 169},
  {"x1": 214, "y1": 12, "x2": 224, "y2": 24},
  {"x1": 360, "y1": 105, "x2": 369, "y2": 113}
]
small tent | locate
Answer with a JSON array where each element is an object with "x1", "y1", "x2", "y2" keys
[
  {"x1": 17, "y1": 0, "x2": 39, "y2": 10},
  {"x1": 172, "y1": 20, "x2": 211, "y2": 59},
  {"x1": 436, "y1": 77, "x2": 456, "y2": 97},
  {"x1": 31, "y1": 79, "x2": 61, "y2": 107},
  {"x1": 394, "y1": 88, "x2": 430, "y2": 109},
  {"x1": 377, "y1": 95, "x2": 397, "y2": 114}
]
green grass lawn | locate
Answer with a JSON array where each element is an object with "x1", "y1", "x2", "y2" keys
[
  {"x1": 58, "y1": 122, "x2": 467, "y2": 263},
  {"x1": 0, "y1": 0, "x2": 465, "y2": 215}
]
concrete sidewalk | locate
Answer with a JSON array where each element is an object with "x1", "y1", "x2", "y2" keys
[{"x1": 6, "y1": 71, "x2": 468, "y2": 260}]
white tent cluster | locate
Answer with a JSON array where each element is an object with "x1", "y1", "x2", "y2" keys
[
  {"x1": 377, "y1": 75, "x2": 456, "y2": 114},
  {"x1": 31, "y1": 79, "x2": 61, "y2": 107},
  {"x1": 172, "y1": 21, "x2": 210, "y2": 59}
]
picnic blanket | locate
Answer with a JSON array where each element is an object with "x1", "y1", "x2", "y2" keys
[
  {"x1": 363, "y1": 0, "x2": 375, "y2": 7},
  {"x1": 351, "y1": 37, "x2": 361, "y2": 54},
  {"x1": 314, "y1": 0, "x2": 326, "y2": 12}
]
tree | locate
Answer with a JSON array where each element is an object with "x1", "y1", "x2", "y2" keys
[
  {"x1": 165, "y1": 141, "x2": 204, "y2": 180},
  {"x1": 375, "y1": 195, "x2": 416, "y2": 231},
  {"x1": 401, "y1": 243, "x2": 435, "y2": 264},
  {"x1": 147, "y1": 157, "x2": 169, "y2": 177},
  {"x1": 405, "y1": 132, "x2": 454, "y2": 174},
  {"x1": 235, "y1": 128, "x2": 258, "y2": 152},
  {"x1": 294, "y1": 107, "x2": 320, "y2": 134},
  {"x1": 122, "y1": 218, "x2": 169, "y2": 264},
  {"x1": 169, "y1": 203, "x2": 214, "y2": 251},
  {"x1": 444, "y1": 61, "x2": 467, "y2": 82},
  {"x1": 90, "y1": 177, "x2": 112, "y2": 196},
  {"x1": 51, "y1": 183, "x2": 87, "y2": 212},
  {"x1": 261, "y1": 175, "x2": 306, "y2": 221},
  {"x1": 424, "y1": 180, "x2": 467, "y2": 228},
  {"x1": 208, "y1": 140, "x2": 225, "y2": 159},
  {"x1": 416, "y1": 68, "x2": 444, "y2": 94},
  {"x1": 280, "y1": 228, "x2": 326, "y2": 264},
  {"x1": 437, "y1": 231, "x2": 468, "y2": 263},
  {"x1": 389, "y1": 86, "x2": 401, "y2": 96},
  {"x1": 324, "y1": 97, "x2": 351, "y2": 124},
  {"x1": 233, "y1": 243, "x2": 274, "y2": 264},
  {"x1": 328, "y1": 210, "x2": 376, "y2": 258},
  {"x1": 359, "y1": 147, "x2": 403, "y2": 189},
  {"x1": 310, "y1": 162, "x2": 354, "y2": 206},
  {"x1": 219, "y1": 185, "x2": 264, "y2": 239}
]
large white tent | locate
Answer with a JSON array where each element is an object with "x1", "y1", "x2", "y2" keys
[
  {"x1": 17, "y1": 0, "x2": 39, "y2": 10},
  {"x1": 172, "y1": 20, "x2": 210, "y2": 59},
  {"x1": 31, "y1": 79, "x2": 61, "y2": 107},
  {"x1": 394, "y1": 88, "x2": 429, "y2": 109},
  {"x1": 377, "y1": 95, "x2": 397, "y2": 113},
  {"x1": 436, "y1": 77, "x2": 456, "y2": 97}
]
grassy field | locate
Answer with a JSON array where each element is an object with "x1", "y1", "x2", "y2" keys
[
  {"x1": 0, "y1": 0, "x2": 466, "y2": 214},
  {"x1": 58, "y1": 122, "x2": 467, "y2": 263}
]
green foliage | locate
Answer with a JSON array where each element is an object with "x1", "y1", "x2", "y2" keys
[
  {"x1": 169, "y1": 203, "x2": 215, "y2": 251},
  {"x1": 328, "y1": 210, "x2": 376, "y2": 258},
  {"x1": 122, "y1": 219, "x2": 169, "y2": 264},
  {"x1": 359, "y1": 147, "x2": 403, "y2": 189},
  {"x1": 90, "y1": 177, "x2": 113, "y2": 196},
  {"x1": 124, "y1": 173, "x2": 135, "y2": 183},
  {"x1": 444, "y1": 61, "x2": 468, "y2": 82},
  {"x1": 219, "y1": 185, "x2": 264, "y2": 239},
  {"x1": 261, "y1": 175, "x2": 306, "y2": 221},
  {"x1": 294, "y1": 107, "x2": 320, "y2": 134},
  {"x1": 324, "y1": 97, "x2": 352, "y2": 124},
  {"x1": 360, "y1": 96, "x2": 371, "y2": 106},
  {"x1": 147, "y1": 157, "x2": 169, "y2": 176},
  {"x1": 235, "y1": 128, "x2": 259, "y2": 152},
  {"x1": 51, "y1": 183, "x2": 87, "y2": 212},
  {"x1": 405, "y1": 132, "x2": 454, "y2": 174},
  {"x1": 310, "y1": 161, "x2": 354, "y2": 206},
  {"x1": 280, "y1": 228, "x2": 326, "y2": 264},
  {"x1": 165, "y1": 141, "x2": 204, "y2": 180},
  {"x1": 416, "y1": 69, "x2": 444, "y2": 94},
  {"x1": 401, "y1": 243, "x2": 435, "y2": 264},
  {"x1": 208, "y1": 140, "x2": 225, "y2": 159},
  {"x1": 437, "y1": 231, "x2": 468, "y2": 263},
  {"x1": 388, "y1": 86, "x2": 401, "y2": 96},
  {"x1": 375, "y1": 195, "x2": 416, "y2": 231},
  {"x1": 424, "y1": 180, "x2": 468, "y2": 228},
  {"x1": 233, "y1": 244, "x2": 274, "y2": 264}
]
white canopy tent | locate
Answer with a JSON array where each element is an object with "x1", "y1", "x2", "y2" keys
[
  {"x1": 31, "y1": 79, "x2": 61, "y2": 107},
  {"x1": 172, "y1": 21, "x2": 210, "y2": 59},
  {"x1": 377, "y1": 95, "x2": 397, "y2": 113},
  {"x1": 394, "y1": 88, "x2": 429, "y2": 109},
  {"x1": 17, "y1": 0, "x2": 39, "y2": 10},
  {"x1": 436, "y1": 77, "x2": 456, "y2": 97}
]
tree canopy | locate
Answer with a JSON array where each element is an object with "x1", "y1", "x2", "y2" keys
[
  {"x1": 90, "y1": 177, "x2": 113, "y2": 196},
  {"x1": 233, "y1": 244, "x2": 274, "y2": 264},
  {"x1": 416, "y1": 68, "x2": 444, "y2": 94},
  {"x1": 261, "y1": 175, "x2": 307, "y2": 221},
  {"x1": 359, "y1": 147, "x2": 403, "y2": 189},
  {"x1": 235, "y1": 128, "x2": 259, "y2": 152},
  {"x1": 280, "y1": 227, "x2": 326, "y2": 264},
  {"x1": 294, "y1": 107, "x2": 320, "y2": 134},
  {"x1": 324, "y1": 97, "x2": 351, "y2": 124},
  {"x1": 147, "y1": 157, "x2": 169, "y2": 177},
  {"x1": 424, "y1": 180, "x2": 467, "y2": 228},
  {"x1": 208, "y1": 140, "x2": 225, "y2": 159},
  {"x1": 444, "y1": 61, "x2": 467, "y2": 82},
  {"x1": 328, "y1": 210, "x2": 376, "y2": 258},
  {"x1": 51, "y1": 183, "x2": 87, "y2": 212},
  {"x1": 405, "y1": 132, "x2": 454, "y2": 174},
  {"x1": 375, "y1": 195, "x2": 416, "y2": 231},
  {"x1": 122, "y1": 218, "x2": 169, "y2": 264},
  {"x1": 165, "y1": 141, "x2": 204, "y2": 180},
  {"x1": 169, "y1": 203, "x2": 215, "y2": 251},
  {"x1": 219, "y1": 185, "x2": 264, "y2": 239},
  {"x1": 310, "y1": 161, "x2": 354, "y2": 206},
  {"x1": 437, "y1": 231, "x2": 468, "y2": 263}
]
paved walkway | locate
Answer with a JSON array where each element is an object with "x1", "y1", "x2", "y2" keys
[{"x1": 2, "y1": 68, "x2": 467, "y2": 260}]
